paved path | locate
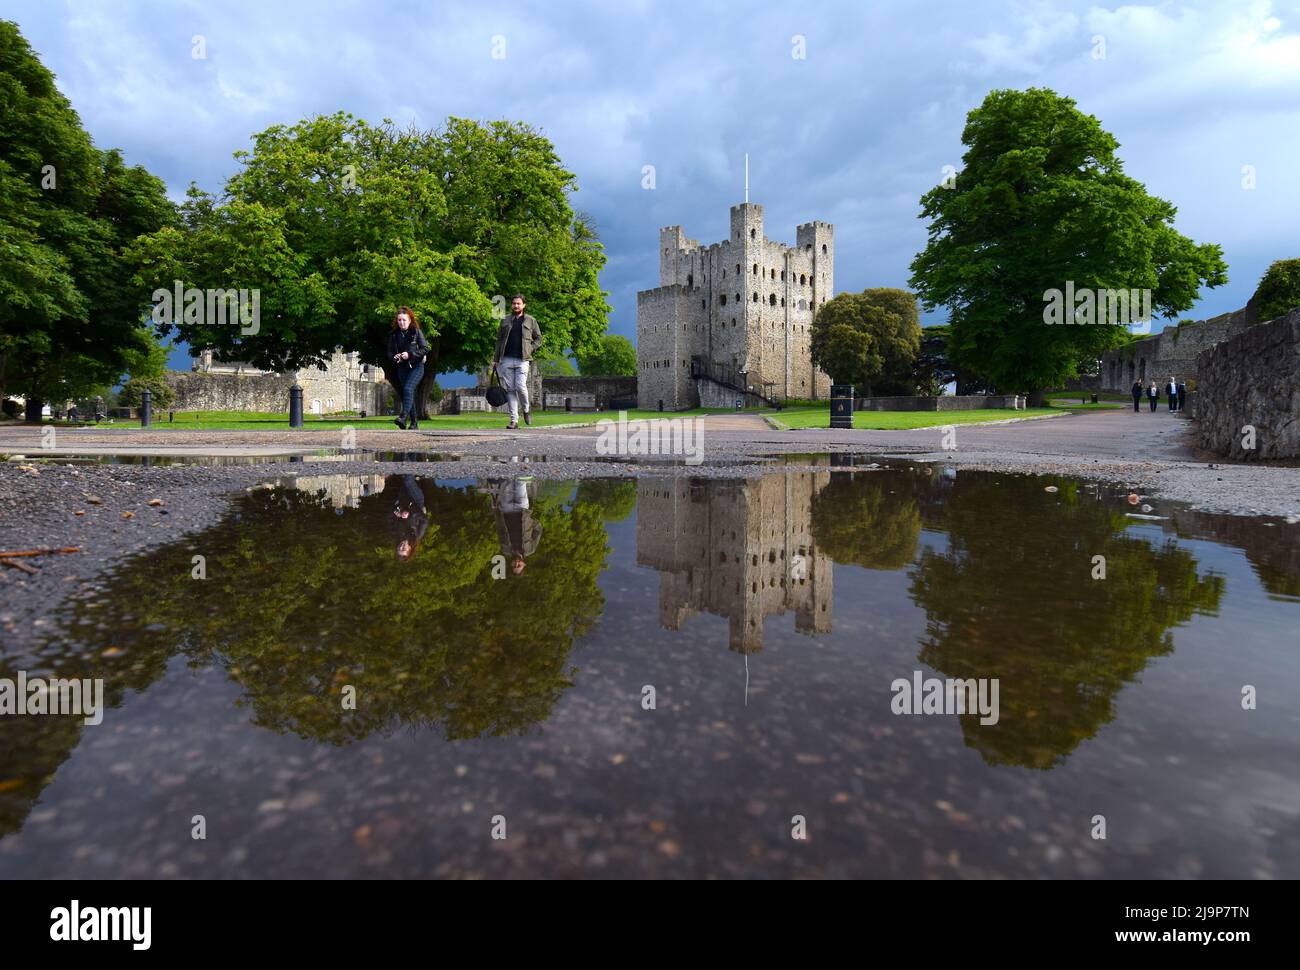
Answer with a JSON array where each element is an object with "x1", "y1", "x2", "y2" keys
[{"x1": 0, "y1": 409, "x2": 1203, "y2": 461}]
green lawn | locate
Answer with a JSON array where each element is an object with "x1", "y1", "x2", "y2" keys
[
  {"x1": 768, "y1": 407, "x2": 1060, "y2": 430},
  {"x1": 72, "y1": 408, "x2": 717, "y2": 431}
]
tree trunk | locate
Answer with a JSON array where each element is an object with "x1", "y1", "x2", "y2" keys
[
  {"x1": 24, "y1": 397, "x2": 44, "y2": 423},
  {"x1": 414, "y1": 339, "x2": 440, "y2": 421}
]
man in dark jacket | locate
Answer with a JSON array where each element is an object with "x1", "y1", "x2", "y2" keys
[
  {"x1": 1131, "y1": 380, "x2": 1142, "y2": 412},
  {"x1": 492, "y1": 295, "x2": 542, "y2": 429},
  {"x1": 1178, "y1": 381, "x2": 1188, "y2": 415}
]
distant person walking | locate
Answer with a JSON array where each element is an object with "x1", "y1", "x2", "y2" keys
[
  {"x1": 1178, "y1": 381, "x2": 1188, "y2": 415},
  {"x1": 388, "y1": 306, "x2": 429, "y2": 430},
  {"x1": 1166, "y1": 376, "x2": 1178, "y2": 413},
  {"x1": 493, "y1": 295, "x2": 542, "y2": 430},
  {"x1": 1131, "y1": 380, "x2": 1142, "y2": 412},
  {"x1": 1147, "y1": 381, "x2": 1159, "y2": 412}
]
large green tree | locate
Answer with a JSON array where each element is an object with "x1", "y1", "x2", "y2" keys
[
  {"x1": 0, "y1": 21, "x2": 175, "y2": 416},
  {"x1": 128, "y1": 113, "x2": 610, "y2": 418},
  {"x1": 810, "y1": 287, "x2": 921, "y2": 396},
  {"x1": 909, "y1": 88, "x2": 1227, "y2": 405},
  {"x1": 576, "y1": 332, "x2": 636, "y2": 376}
]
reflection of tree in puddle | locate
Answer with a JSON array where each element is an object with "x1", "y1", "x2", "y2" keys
[
  {"x1": 809, "y1": 469, "x2": 928, "y2": 570},
  {"x1": 16, "y1": 476, "x2": 609, "y2": 749},
  {"x1": 907, "y1": 475, "x2": 1226, "y2": 769},
  {"x1": 4, "y1": 475, "x2": 611, "y2": 837}
]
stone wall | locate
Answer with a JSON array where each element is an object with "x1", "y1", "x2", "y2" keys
[
  {"x1": 165, "y1": 371, "x2": 388, "y2": 415},
  {"x1": 541, "y1": 376, "x2": 637, "y2": 409},
  {"x1": 695, "y1": 376, "x2": 774, "y2": 410},
  {"x1": 1099, "y1": 300, "x2": 1260, "y2": 392},
  {"x1": 856, "y1": 394, "x2": 1023, "y2": 412},
  {"x1": 1195, "y1": 308, "x2": 1300, "y2": 460},
  {"x1": 167, "y1": 372, "x2": 296, "y2": 412}
]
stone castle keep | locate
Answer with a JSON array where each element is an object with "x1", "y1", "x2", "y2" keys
[{"x1": 637, "y1": 202, "x2": 834, "y2": 410}]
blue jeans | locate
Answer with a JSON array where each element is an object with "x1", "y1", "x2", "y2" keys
[{"x1": 399, "y1": 362, "x2": 425, "y2": 419}]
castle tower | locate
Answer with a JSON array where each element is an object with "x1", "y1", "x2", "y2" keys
[{"x1": 638, "y1": 201, "x2": 833, "y2": 409}]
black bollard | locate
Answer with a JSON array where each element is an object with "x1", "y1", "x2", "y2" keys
[
  {"x1": 140, "y1": 389, "x2": 152, "y2": 427},
  {"x1": 289, "y1": 384, "x2": 304, "y2": 429},
  {"x1": 830, "y1": 384, "x2": 854, "y2": 429}
]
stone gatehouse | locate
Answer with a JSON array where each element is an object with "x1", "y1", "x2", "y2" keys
[{"x1": 636, "y1": 202, "x2": 834, "y2": 410}]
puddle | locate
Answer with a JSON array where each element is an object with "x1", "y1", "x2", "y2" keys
[{"x1": 2, "y1": 468, "x2": 1298, "y2": 878}]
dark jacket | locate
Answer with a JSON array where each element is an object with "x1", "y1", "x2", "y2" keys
[
  {"x1": 390, "y1": 476, "x2": 429, "y2": 547},
  {"x1": 388, "y1": 327, "x2": 430, "y2": 376},
  {"x1": 493, "y1": 313, "x2": 542, "y2": 363},
  {"x1": 1131, "y1": 382, "x2": 1142, "y2": 398}
]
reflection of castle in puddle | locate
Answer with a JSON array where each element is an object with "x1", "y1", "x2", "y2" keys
[
  {"x1": 636, "y1": 473, "x2": 832, "y2": 652},
  {"x1": 287, "y1": 474, "x2": 387, "y2": 509}
]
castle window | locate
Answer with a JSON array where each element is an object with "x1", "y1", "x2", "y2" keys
[
  {"x1": 687, "y1": 274, "x2": 693, "y2": 288},
  {"x1": 736, "y1": 264, "x2": 741, "y2": 274},
  {"x1": 753, "y1": 263, "x2": 758, "y2": 274},
  {"x1": 753, "y1": 293, "x2": 759, "y2": 302},
  {"x1": 801, "y1": 274, "x2": 807, "y2": 285},
  {"x1": 750, "y1": 229, "x2": 756, "y2": 239},
  {"x1": 735, "y1": 294, "x2": 740, "y2": 304},
  {"x1": 770, "y1": 268, "x2": 776, "y2": 279},
  {"x1": 722, "y1": 268, "x2": 726, "y2": 278},
  {"x1": 769, "y1": 294, "x2": 777, "y2": 306},
  {"x1": 781, "y1": 298, "x2": 785, "y2": 307},
  {"x1": 822, "y1": 244, "x2": 827, "y2": 254},
  {"x1": 720, "y1": 294, "x2": 727, "y2": 306},
  {"x1": 805, "y1": 244, "x2": 811, "y2": 252},
  {"x1": 702, "y1": 300, "x2": 706, "y2": 310}
]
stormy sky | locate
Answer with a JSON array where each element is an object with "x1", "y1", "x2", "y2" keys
[{"x1": 9, "y1": 0, "x2": 1300, "y2": 374}]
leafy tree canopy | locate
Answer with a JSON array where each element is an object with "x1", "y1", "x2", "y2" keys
[{"x1": 909, "y1": 88, "x2": 1227, "y2": 403}]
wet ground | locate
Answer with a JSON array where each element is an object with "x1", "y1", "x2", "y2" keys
[{"x1": 1, "y1": 466, "x2": 1297, "y2": 878}]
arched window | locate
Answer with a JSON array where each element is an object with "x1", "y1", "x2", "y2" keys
[
  {"x1": 822, "y1": 244, "x2": 827, "y2": 254},
  {"x1": 752, "y1": 263, "x2": 758, "y2": 274},
  {"x1": 720, "y1": 294, "x2": 727, "y2": 306},
  {"x1": 750, "y1": 228, "x2": 756, "y2": 239},
  {"x1": 769, "y1": 294, "x2": 777, "y2": 306},
  {"x1": 800, "y1": 274, "x2": 807, "y2": 285}
]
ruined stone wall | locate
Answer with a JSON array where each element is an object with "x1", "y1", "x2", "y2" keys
[
  {"x1": 165, "y1": 371, "x2": 387, "y2": 414},
  {"x1": 1100, "y1": 303, "x2": 1260, "y2": 392},
  {"x1": 1195, "y1": 308, "x2": 1300, "y2": 459}
]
